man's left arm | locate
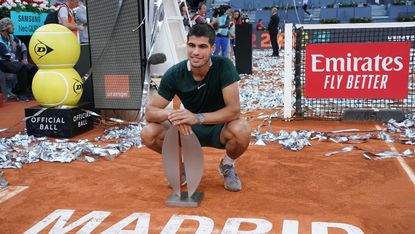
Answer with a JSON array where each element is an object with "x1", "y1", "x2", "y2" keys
[{"x1": 198, "y1": 82, "x2": 240, "y2": 124}]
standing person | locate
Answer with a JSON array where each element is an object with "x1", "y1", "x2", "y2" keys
[
  {"x1": 241, "y1": 9, "x2": 249, "y2": 23},
  {"x1": 302, "y1": 0, "x2": 312, "y2": 16},
  {"x1": 141, "y1": 24, "x2": 251, "y2": 192},
  {"x1": 233, "y1": 10, "x2": 242, "y2": 25},
  {"x1": 267, "y1": 7, "x2": 280, "y2": 57},
  {"x1": 180, "y1": 2, "x2": 191, "y2": 31},
  {"x1": 228, "y1": 21, "x2": 235, "y2": 58},
  {"x1": 230, "y1": 10, "x2": 242, "y2": 56},
  {"x1": 191, "y1": 2, "x2": 207, "y2": 25},
  {"x1": 55, "y1": 0, "x2": 84, "y2": 37},
  {"x1": 213, "y1": 5, "x2": 231, "y2": 57},
  {"x1": 0, "y1": 18, "x2": 37, "y2": 101},
  {"x1": 75, "y1": 0, "x2": 88, "y2": 43}
]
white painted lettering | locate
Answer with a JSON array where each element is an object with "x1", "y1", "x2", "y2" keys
[
  {"x1": 312, "y1": 222, "x2": 364, "y2": 234},
  {"x1": 161, "y1": 215, "x2": 214, "y2": 234},
  {"x1": 101, "y1": 213, "x2": 150, "y2": 234},
  {"x1": 282, "y1": 220, "x2": 299, "y2": 234},
  {"x1": 24, "y1": 209, "x2": 110, "y2": 234},
  {"x1": 221, "y1": 218, "x2": 272, "y2": 233}
]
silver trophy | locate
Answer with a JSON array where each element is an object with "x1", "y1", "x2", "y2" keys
[{"x1": 162, "y1": 125, "x2": 204, "y2": 207}]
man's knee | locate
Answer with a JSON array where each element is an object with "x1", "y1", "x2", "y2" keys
[
  {"x1": 140, "y1": 124, "x2": 161, "y2": 146},
  {"x1": 226, "y1": 119, "x2": 251, "y2": 141}
]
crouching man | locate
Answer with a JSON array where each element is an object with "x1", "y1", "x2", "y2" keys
[{"x1": 141, "y1": 24, "x2": 251, "y2": 192}]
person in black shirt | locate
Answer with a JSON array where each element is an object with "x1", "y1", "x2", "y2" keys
[{"x1": 267, "y1": 7, "x2": 280, "y2": 57}]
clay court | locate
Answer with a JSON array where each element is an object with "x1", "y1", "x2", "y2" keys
[{"x1": 1, "y1": 100, "x2": 414, "y2": 234}]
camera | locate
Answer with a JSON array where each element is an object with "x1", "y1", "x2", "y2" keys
[{"x1": 212, "y1": 7, "x2": 222, "y2": 18}]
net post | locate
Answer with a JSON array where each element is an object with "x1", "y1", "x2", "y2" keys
[{"x1": 283, "y1": 23, "x2": 294, "y2": 120}]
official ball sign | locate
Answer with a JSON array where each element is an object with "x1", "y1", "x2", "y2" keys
[{"x1": 305, "y1": 42, "x2": 410, "y2": 99}]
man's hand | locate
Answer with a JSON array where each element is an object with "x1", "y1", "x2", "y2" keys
[
  {"x1": 175, "y1": 123, "x2": 193, "y2": 135},
  {"x1": 77, "y1": 24, "x2": 84, "y2": 31},
  {"x1": 168, "y1": 109, "x2": 198, "y2": 126}
]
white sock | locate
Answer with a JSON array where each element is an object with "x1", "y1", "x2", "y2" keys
[{"x1": 222, "y1": 154, "x2": 235, "y2": 166}]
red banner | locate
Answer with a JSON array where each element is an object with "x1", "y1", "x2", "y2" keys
[{"x1": 305, "y1": 42, "x2": 410, "y2": 99}]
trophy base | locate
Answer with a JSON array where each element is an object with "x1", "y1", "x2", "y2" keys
[{"x1": 165, "y1": 191, "x2": 204, "y2": 208}]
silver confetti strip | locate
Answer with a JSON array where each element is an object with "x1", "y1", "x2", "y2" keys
[
  {"x1": 0, "y1": 123, "x2": 145, "y2": 169},
  {"x1": 325, "y1": 146, "x2": 357, "y2": 157},
  {"x1": 363, "y1": 150, "x2": 415, "y2": 160},
  {"x1": 239, "y1": 49, "x2": 286, "y2": 116},
  {"x1": 0, "y1": 170, "x2": 8, "y2": 190}
]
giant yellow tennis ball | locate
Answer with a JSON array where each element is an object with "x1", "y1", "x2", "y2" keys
[
  {"x1": 29, "y1": 24, "x2": 80, "y2": 68},
  {"x1": 32, "y1": 68, "x2": 83, "y2": 107}
]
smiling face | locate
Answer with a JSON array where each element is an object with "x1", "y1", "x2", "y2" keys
[{"x1": 187, "y1": 36, "x2": 215, "y2": 69}]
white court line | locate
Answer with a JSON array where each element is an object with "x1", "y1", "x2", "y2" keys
[
  {"x1": 375, "y1": 124, "x2": 415, "y2": 186},
  {"x1": 0, "y1": 186, "x2": 29, "y2": 204}
]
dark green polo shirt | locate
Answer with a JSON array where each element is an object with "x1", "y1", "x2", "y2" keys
[{"x1": 158, "y1": 56, "x2": 240, "y2": 113}]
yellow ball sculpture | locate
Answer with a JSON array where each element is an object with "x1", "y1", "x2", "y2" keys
[
  {"x1": 29, "y1": 24, "x2": 80, "y2": 68},
  {"x1": 32, "y1": 68, "x2": 83, "y2": 107}
]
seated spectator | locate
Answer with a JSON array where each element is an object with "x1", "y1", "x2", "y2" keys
[
  {"x1": 256, "y1": 19, "x2": 265, "y2": 31},
  {"x1": 0, "y1": 18, "x2": 37, "y2": 102}
]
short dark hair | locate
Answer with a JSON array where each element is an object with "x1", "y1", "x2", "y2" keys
[{"x1": 187, "y1": 24, "x2": 215, "y2": 46}]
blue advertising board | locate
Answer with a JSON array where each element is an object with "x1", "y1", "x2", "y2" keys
[{"x1": 10, "y1": 11, "x2": 48, "y2": 36}]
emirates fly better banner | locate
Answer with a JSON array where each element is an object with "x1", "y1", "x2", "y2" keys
[{"x1": 305, "y1": 42, "x2": 411, "y2": 99}]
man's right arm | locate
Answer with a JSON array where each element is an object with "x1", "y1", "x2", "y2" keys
[
  {"x1": 0, "y1": 44, "x2": 11, "y2": 60},
  {"x1": 59, "y1": 7, "x2": 83, "y2": 31},
  {"x1": 145, "y1": 93, "x2": 172, "y2": 123},
  {"x1": 0, "y1": 44, "x2": 8, "y2": 57}
]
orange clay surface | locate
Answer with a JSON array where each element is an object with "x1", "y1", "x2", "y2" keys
[{"x1": 0, "y1": 101, "x2": 414, "y2": 233}]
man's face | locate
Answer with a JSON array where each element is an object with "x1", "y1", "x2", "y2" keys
[
  {"x1": 187, "y1": 36, "x2": 215, "y2": 69},
  {"x1": 7, "y1": 24, "x2": 14, "y2": 34},
  {"x1": 68, "y1": 0, "x2": 79, "y2": 8}
]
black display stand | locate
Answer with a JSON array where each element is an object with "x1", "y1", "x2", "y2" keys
[
  {"x1": 25, "y1": 103, "x2": 93, "y2": 138},
  {"x1": 235, "y1": 23, "x2": 253, "y2": 74},
  {"x1": 75, "y1": 44, "x2": 94, "y2": 104}
]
